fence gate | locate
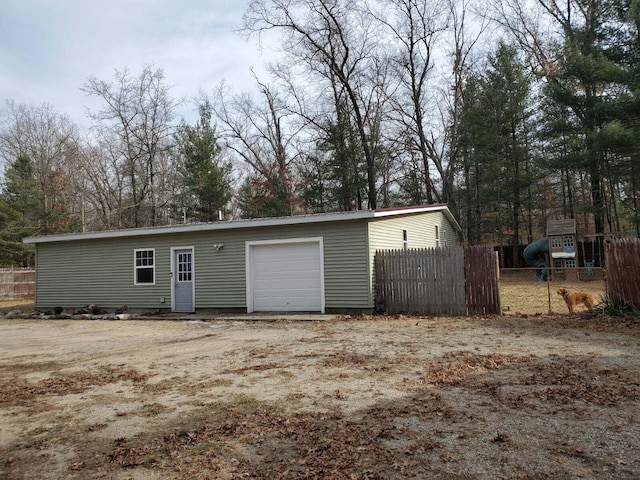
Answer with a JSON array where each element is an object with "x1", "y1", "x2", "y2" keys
[
  {"x1": 464, "y1": 246, "x2": 501, "y2": 315},
  {"x1": 375, "y1": 246, "x2": 501, "y2": 316},
  {"x1": 375, "y1": 247, "x2": 467, "y2": 315}
]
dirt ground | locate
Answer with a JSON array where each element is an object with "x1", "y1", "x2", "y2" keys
[{"x1": 0, "y1": 312, "x2": 638, "y2": 480}]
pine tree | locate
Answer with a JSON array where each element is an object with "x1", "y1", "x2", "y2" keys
[
  {"x1": 457, "y1": 43, "x2": 537, "y2": 251},
  {"x1": 175, "y1": 101, "x2": 232, "y2": 222},
  {"x1": 0, "y1": 155, "x2": 39, "y2": 264}
]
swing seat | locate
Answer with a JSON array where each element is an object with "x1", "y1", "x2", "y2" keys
[{"x1": 584, "y1": 261, "x2": 595, "y2": 277}]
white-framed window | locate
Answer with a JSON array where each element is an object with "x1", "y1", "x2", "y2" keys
[
  {"x1": 554, "y1": 259, "x2": 563, "y2": 272},
  {"x1": 402, "y1": 229, "x2": 408, "y2": 250},
  {"x1": 563, "y1": 235, "x2": 574, "y2": 248},
  {"x1": 435, "y1": 225, "x2": 440, "y2": 247},
  {"x1": 565, "y1": 258, "x2": 576, "y2": 268},
  {"x1": 177, "y1": 251, "x2": 192, "y2": 282},
  {"x1": 550, "y1": 236, "x2": 563, "y2": 249},
  {"x1": 134, "y1": 248, "x2": 155, "y2": 285}
]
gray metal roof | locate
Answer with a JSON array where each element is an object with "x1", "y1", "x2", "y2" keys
[{"x1": 24, "y1": 204, "x2": 461, "y2": 244}]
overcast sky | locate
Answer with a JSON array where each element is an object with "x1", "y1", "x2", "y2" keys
[{"x1": 0, "y1": 0, "x2": 274, "y2": 127}]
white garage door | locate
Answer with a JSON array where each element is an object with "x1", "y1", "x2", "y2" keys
[{"x1": 248, "y1": 240, "x2": 324, "y2": 312}]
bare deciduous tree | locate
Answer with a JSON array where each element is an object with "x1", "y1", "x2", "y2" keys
[
  {"x1": 372, "y1": 0, "x2": 450, "y2": 205},
  {"x1": 211, "y1": 77, "x2": 301, "y2": 217},
  {"x1": 82, "y1": 66, "x2": 180, "y2": 227},
  {"x1": 244, "y1": 0, "x2": 384, "y2": 209},
  {"x1": 0, "y1": 101, "x2": 81, "y2": 234},
  {"x1": 80, "y1": 132, "x2": 131, "y2": 230}
]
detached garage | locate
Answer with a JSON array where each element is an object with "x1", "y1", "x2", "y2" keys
[{"x1": 23, "y1": 204, "x2": 460, "y2": 314}]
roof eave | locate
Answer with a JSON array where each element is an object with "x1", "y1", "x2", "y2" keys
[
  {"x1": 23, "y1": 204, "x2": 462, "y2": 244},
  {"x1": 23, "y1": 210, "x2": 376, "y2": 244},
  {"x1": 374, "y1": 204, "x2": 461, "y2": 232}
]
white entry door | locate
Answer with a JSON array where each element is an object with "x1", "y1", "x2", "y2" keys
[
  {"x1": 247, "y1": 239, "x2": 324, "y2": 313},
  {"x1": 172, "y1": 247, "x2": 194, "y2": 312}
]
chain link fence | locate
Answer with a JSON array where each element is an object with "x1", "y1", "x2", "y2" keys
[{"x1": 499, "y1": 267, "x2": 606, "y2": 315}]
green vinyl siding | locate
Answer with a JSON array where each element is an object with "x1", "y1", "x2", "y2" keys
[
  {"x1": 367, "y1": 212, "x2": 460, "y2": 303},
  {"x1": 33, "y1": 220, "x2": 373, "y2": 311},
  {"x1": 368, "y1": 211, "x2": 458, "y2": 254},
  {"x1": 35, "y1": 235, "x2": 173, "y2": 310},
  {"x1": 193, "y1": 221, "x2": 371, "y2": 310}
]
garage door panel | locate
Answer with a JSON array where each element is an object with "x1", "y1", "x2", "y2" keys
[
  {"x1": 254, "y1": 278, "x2": 320, "y2": 290},
  {"x1": 253, "y1": 266, "x2": 320, "y2": 279},
  {"x1": 254, "y1": 293, "x2": 321, "y2": 308},
  {"x1": 253, "y1": 256, "x2": 318, "y2": 268},
  {"x1": 254, "y1": 282, "x2": 321, "y2": 295},
  {"x1": 249, "y1": 241, "x2": 323, "y2": 312},
  {"x1": 254, "y1": 276, "x2": 316, "y2": 286}
]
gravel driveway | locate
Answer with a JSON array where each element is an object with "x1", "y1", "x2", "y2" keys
[{"x1": 0, "y1": 314, "x2": 638, "y2": 479}]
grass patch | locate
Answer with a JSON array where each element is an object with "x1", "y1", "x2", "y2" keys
[{"x1": 0, "y1": 299, "x2": 35, "y2": 313}]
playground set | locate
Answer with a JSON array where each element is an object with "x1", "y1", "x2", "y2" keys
[{"x1": 523, "y1": 219, "x2": 598, "y2": 281}]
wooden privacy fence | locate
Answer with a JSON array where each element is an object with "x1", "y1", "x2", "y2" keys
[
  {"x1": 605, "y1": 238, "x2": 640, "y2": 308},
  {"x1": 0, "y1": 267, "x2": 35, "y2": 300},
  {"x1": 375, "y1": 246, "x2": 500, "y2": 316}
]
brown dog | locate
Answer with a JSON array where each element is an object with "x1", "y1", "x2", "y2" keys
[{"x1": 557, "y1": 288, "x2": 596, "y2": 313}]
